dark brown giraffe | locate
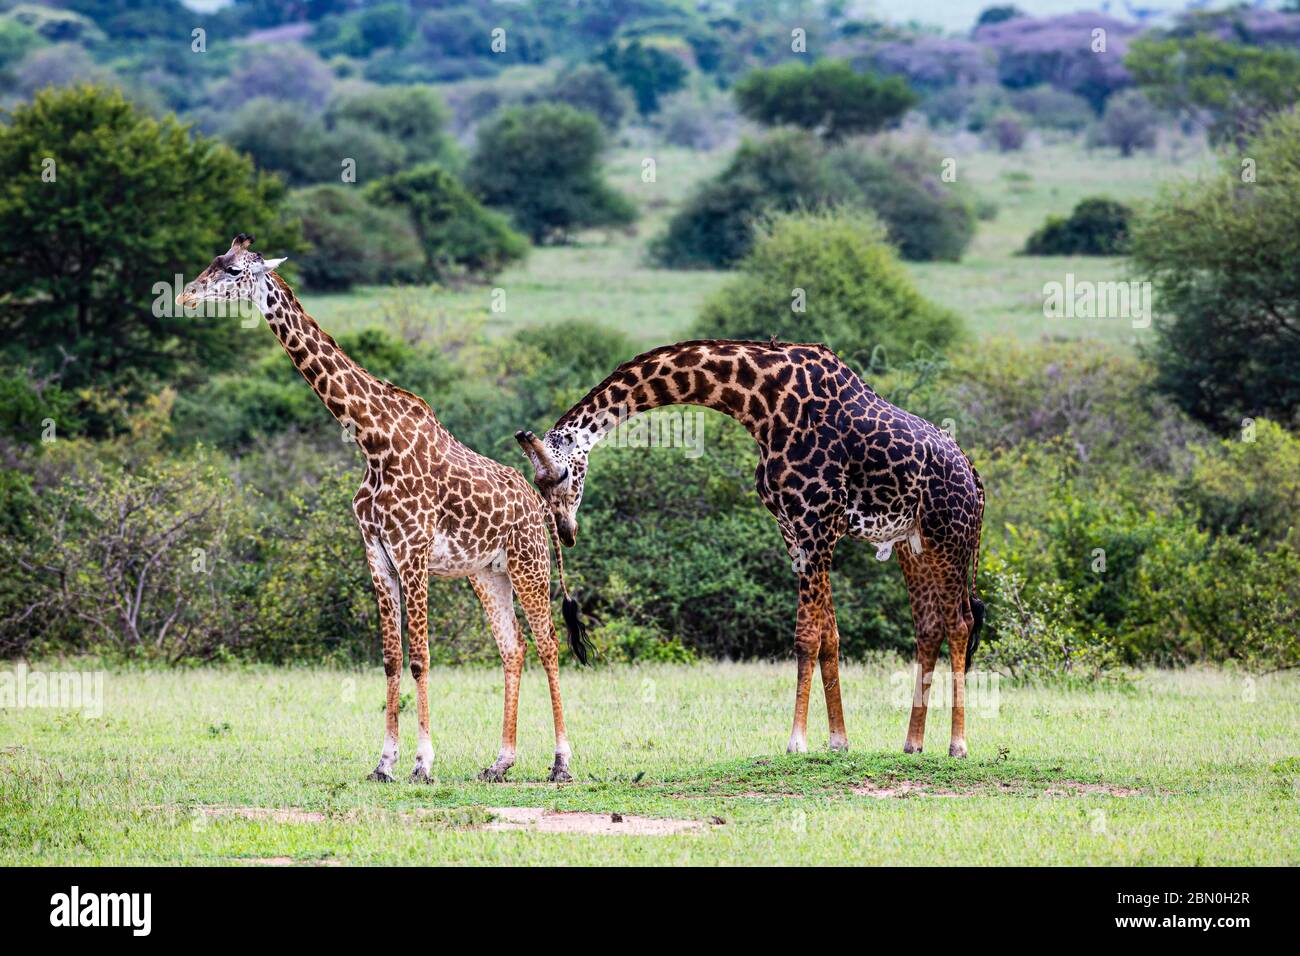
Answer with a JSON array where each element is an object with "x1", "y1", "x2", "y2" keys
[
  {"x1": 178, "y1": 235, "x2": 591, "y2": 783},
  {"x1": 517, "y1": 339, "x2": 985, "y2": 757}
]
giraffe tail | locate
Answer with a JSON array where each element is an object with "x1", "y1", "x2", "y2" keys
[
  {"x1": 965, "y1": 463, "x2": 986, "y2": 674},
  {"x1": 548, "y1": 512, "x2": 594, "y2": 666}
]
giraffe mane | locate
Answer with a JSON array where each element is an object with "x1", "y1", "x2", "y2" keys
[{"x1": 553, "y1": 338, "x2": 837, "y2": 430}]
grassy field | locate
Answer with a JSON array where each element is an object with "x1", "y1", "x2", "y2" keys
[
  {"x1": 300, "y1": 135, "x2": 1213, "y2": 352},
  {"x1": 3, "y1": 662, "x2": 1297, "y2": 865}
]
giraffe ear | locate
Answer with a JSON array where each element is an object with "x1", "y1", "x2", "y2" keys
[{"x1": 259, "y1": 257, "x2": 287, "y2": 272}]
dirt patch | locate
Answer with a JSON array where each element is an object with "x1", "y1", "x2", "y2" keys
[
  {"x1": 484, "y1": 806, "x2": 708, "y2": 835},
  {"x1": 1044, "y1": 781, "x2": 1145, "y2": 797},
  {"x1": 851, "y1": 780, "x2": 970, "y2": 799}
]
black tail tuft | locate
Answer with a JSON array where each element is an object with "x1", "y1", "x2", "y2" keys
[
  {"x1": 966, "y1": 596, "x2": 985, "y2": 673},
  {"x1": 562, "y1": 596, "x2": 594, "y2": 666}
]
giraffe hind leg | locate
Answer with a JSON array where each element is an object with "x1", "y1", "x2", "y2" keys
[{"x1": 470, "y1": 569, "x2": 524, "y2": 782}]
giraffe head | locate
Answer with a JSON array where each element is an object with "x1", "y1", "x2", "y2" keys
[
  {"x1": 515, "y1": 427, "x2": 587, "y2": 546},
  {"x1": 176, "y1": 233, "x2": 287, "y2": 308}
]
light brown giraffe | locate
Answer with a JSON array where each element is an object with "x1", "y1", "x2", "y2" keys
[
  {"x1": 178, "y1": 235, "x2": 590, "y2": 783},
  {"x1": 518, "y1": 339, "x2": 985, "y2": 758}
]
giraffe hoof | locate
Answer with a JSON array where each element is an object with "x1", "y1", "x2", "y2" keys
[
  {"x1": 828, "y1": 736, "x2": 850, "y2": 753},
  {"x1": 478, "y1": 767, "x2": 508, "y2": 783},
  {"x1": 547, "y1": 765, "x2": 573, "y2": 783},
  {"x1": 948, "y1": 741, "x2": 968, "y2": 759},
  {"x1": 903, "y1": 741, "x2": 923, "y2": 755},
  {"x1": 409, "y1": 767, "x2": 432, "y2": 784},
  {"x1": 367, "y1": 769, "x2": 396, "y2": 783}
]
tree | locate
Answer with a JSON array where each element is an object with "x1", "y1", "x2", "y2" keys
[
  {"x1": 286, "y1": 186, "x2": 425, "y2": 291},
  {"x1": 326, "y1": 84, "x2": 455, "y2": 167},
  {"x1": 365, "y1": 163, "x2": 528, "y2": 280},
  {"x1": 976, "y1": 5, "x2": 1024, "y2": 27},
  {"x1": 1130, "y1": 109, "x2": 1300, "y2": 431},
  {"x1": 597, "y1": 39, "x2": 687, "y2": 114},
  {"x1": 466, "y1": 104, "x2": 635, "y2": 243},
  {"x1": 0, "y1": 86, "x2": 302, "y2": 402},
  {"x1": 533, "y1": 63, "x2": 631, "y2": 131},
  {"x1": 1127, "y1": 35, "x2": 1300, "y2": 144},
  {"x1": 733, "y1": 60, "x2": 916, "y2": 141},
  {"x1": 1091, "y1": 89, "x2": 1158, "y2": 156},
  {"x1": 649, "y1": 130, "x2": 829, "y2": 268},
  {"x1": 692, "y1": 209, "x2": 962, "y2": 367}
]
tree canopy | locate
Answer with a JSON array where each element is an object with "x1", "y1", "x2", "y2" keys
[
  {"x1": 733, "y1": 60, "x2": 916, "y2": 141},
  {"x1": 0, "y1": 85, "x2": 302, "y2": 400}
]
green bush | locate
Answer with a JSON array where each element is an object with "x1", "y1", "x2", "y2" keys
[
  {"x1": 649, "y1": 130, "x2": 829, "y2": 268},
  {"x1": 692, "y1": 210, "x2": 963, "y2": 367},
  {"x1": 366, "y1": 163, "x2": 528, "y2": 281},
  {"x1": 287, "y1": 185, "x2": 425, "y2": 291},
  {"x1": 822, "y1": 140, "x2": 975, "y2": 262},
  {"x1": 1022, "y1": 197, "x2": 1132, "y2": 255},
  {"x1": 1182, "y1": 419, "x2": 1300, "y2": 546},
  {"x1": 325, "y1": 83, "x2": 456, "y2": 168},
  {"x1": 653, "y1": 131, "x2": 974, "y2": 268},
  {"x1": 466, "y1": 103, "x2": 635, "y2": 243}
]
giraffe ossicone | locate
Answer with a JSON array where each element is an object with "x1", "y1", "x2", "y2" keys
[{"x1": 179, "y1": 234, "x2": 590, "y2": 784}]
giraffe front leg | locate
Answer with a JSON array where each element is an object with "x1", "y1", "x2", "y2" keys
[
  {"x1": 470, "y1": 570, "x2": 523, "y2": 783},
  {"x1": 363, "y1": 538, "x2": 403, "y2": 783},
  {"x1": 787, "y1": 568, "x2": 828, "y2": 753},
  {"x1": 904, "y1": 639, "x2": 940, "y2": 754},
  {"x1": 402, "y1": 554, "x2": 434, "y2": 783},
  {"x1": 819, "y1": 601, "x2": 849, "y2": 752}
]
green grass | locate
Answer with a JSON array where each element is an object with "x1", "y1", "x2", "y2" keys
[
  {"x1": 3, "y1": 663, "x2": 1296, "y2": 865},
  {"x1": 299, "y1": 136, "x2": 1214, "y2": 355}
]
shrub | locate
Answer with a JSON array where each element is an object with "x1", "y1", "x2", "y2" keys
[
  {"x1": 649, "y1": 131, "x2": 829, "y2": 268},
  {"x1": 980, "y1": 561, "x2": 1121, "y2": 681},
  {"x1": 1090, "y1": 89, "x2": 1158, "y2": 156},
  {"x1": 733, "y1": 60, "x2": 916, "y2": 141},
  {"x1": 692, "y1": 210, "x2": 963, "y2": 367},
  {"x1": 822, "y1": 140, "x2": 976, "y2": 262},
  {"x1": 1022, "y1": 197, "x2": 1132, "y2": 255},
  {"x1": 1183, "y1": 419, "x2": 1300, "y2": 546},
  {"x1": 366, "y1": 163, "x2": 528, "y2": 280},
  {"x1": 466, "y1": 104, "x2": 635, "y2": 243},
  {"x1": 1130, "y1": 109, "x2": 1300, "y2": 431},
  {"x1": 989, "y1": 112, "x2": 1027, "y2": 151},
  {"x1": 286, "y1": 185, "x2": 425, "y2": 291}
]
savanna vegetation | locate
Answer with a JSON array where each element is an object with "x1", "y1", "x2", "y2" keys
[{"x1": 0, "y1": 1, "x2": 1297, "y2": 866}]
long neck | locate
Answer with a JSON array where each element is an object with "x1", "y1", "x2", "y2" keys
[
  {"x1": 255, "y1": 274, "x2": 425, "y2": 454},
  {"x1": 558, "y1": 340, "x2": 819, "y2": 451}
]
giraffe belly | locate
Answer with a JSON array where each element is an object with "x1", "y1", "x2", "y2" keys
[
  {"x1": 845, "y1": 509, "x2": 923, "y2": 559},
  {"x1": 427, "y1": 533, "x2": 508, "y2": 579}
]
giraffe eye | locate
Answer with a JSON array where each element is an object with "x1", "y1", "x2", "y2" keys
[{"x1": 225, "y1": 267, "x2": 243, "y2": 277}]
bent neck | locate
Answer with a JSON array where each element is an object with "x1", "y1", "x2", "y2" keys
[
  {"x1": 254, "y1": 274, "x2": 427, "y2": 454},
  {"x1": 556, "y1": 339, "x2": 819, "y2": 452}
]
